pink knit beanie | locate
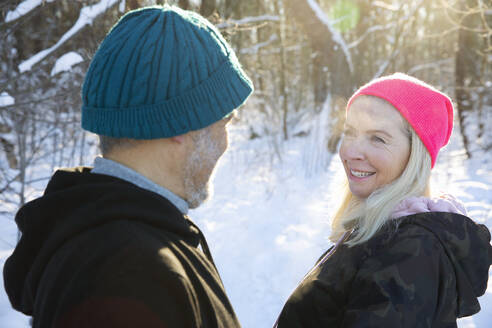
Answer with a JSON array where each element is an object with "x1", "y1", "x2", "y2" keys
[{"x1": 347, "y1": 73, "x2": 454, "y2": 168}]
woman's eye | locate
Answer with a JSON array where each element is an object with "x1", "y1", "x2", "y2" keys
[{"x1": 372, "y1": 135, "x2": 386, "y2": 143}]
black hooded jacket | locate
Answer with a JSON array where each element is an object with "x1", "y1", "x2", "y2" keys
[
  {"x1": 276, "y1": 212, "x2": 492, "y2": 328},
  {"x1": 3, "y1": 167, "x2": 240, "y2": 328}
]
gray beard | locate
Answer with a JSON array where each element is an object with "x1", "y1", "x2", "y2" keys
[{"x1": 183, "y1": 128, "x2": 222, "y2": 209}]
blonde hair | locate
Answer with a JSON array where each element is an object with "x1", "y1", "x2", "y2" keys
[{"x1": 330, "y1": 126, "x2": 432, "y2": 246}]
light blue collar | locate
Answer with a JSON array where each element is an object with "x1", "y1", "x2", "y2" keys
[{"x1": 90, "y1": 157, "x2": 189, "y2": 214}]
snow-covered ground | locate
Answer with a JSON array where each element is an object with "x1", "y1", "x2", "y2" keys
[{"x1": 0, "y1": 112, "x2": 490, "y2": 327}]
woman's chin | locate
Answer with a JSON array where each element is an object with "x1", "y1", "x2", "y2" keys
[{"x1": 348, "y1": 185, "x2": 372, "y2": 199}]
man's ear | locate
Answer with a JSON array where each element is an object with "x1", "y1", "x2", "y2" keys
[{"x1": 171, "y1": 134, "x2": 186, "y2": 144}]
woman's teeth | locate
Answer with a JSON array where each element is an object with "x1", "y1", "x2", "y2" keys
[{"x1": 350, "y1": 169, "x2": 374, "y2": 178}]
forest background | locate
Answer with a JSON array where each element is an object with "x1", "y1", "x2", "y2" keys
[
  {"x1": 0, "y1": 0, "x2": 490, "y2": 216},
  {"x1": 0, "y1": 0, "x2": 491, "y2": 327}
]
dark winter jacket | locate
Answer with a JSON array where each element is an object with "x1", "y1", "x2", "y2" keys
[
  {"x1": 275, "y1": 212, "x2": 492, "y2": 328},
  {"x1": 3, "y1": 167, "x2": 241, "y2": 328}
]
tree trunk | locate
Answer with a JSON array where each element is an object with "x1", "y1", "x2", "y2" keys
[
  {"x1": 255, "y1": 0, "x2": 267, "y2": 116},
  {"x1": 178, "y1": 0, "x2": 190, "y2": 10},
  {"x1": 454, "y1": 0, "x2": 482, "y2": 159},
  {"x1": 312, "y1": 52, "x2": 328, "y2": 108},
  {"x1": 274, "y1": 0, "x2": 289, "y2": 140},
  {"x1": 455, "y1": 28, "x2": 472, "y2": 159},
  {"x1": 200, "y1": 0, "x2": 216, "y2": 17},
  {"x1": 284, "y1": 0, "x2": 353, "y2": 97},
  {"x1": 224, "y1": 0, "x2": 239, "y2": 19},
  {"x1": 283, "y1": 0, "x2": 354, "y2": 151}
]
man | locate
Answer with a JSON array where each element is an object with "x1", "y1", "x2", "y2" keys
[{"x1": 4, "y1": 5, "x2": 253, "y2": 328}]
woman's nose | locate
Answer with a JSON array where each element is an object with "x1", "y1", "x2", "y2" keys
[{"x1": 339, "y1": 137, "x2": 365, "y2": 161}]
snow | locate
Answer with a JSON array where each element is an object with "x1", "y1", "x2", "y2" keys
[
  {"x1": 18, "y1": 0, "x2": 120, "y2": 73},
  {"x1": 50, "y1": 52, "x2": 83, "y2": 76},
  {"x1": 306, "y1": 0, "x2": 353, "y2": 73},
  {"x1": 0, "y1": 107, "x2": 490, "y2": 326},
  {"x1": 240, "y1": 34, "x2": 278, "y2": 55},
  {"x1": 372, "y1": 0, "x2": 399, "y2": 11},
  {"x1": 191, "y1": 115, "x2": 492, "y2": 327},
  {"x1": 373, "y1": 49, "x2": 400, "y2": 79},
  {"x1": 348, "y1": 23, "x2": 395, "y2": 49},
  {"x1": 119, "y1": 0, "x2": 126, "y2": 13},
  {"x1": 5, "y1": 0, "x2": 54, "y2": 23},
  {"x1": 407, "y1": 58, "x2": 454, "y2": 75},
  {"x1": 0, "y1": 92, "x2": 14, "y2": 107},
  {"x1": 217, "y1": 15, "x2": 280, "y2": 29}
]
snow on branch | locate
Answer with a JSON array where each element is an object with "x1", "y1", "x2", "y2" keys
[
  {"x1": 372, "y1": 1, "x2": 399, "y2": 11},
  {"x1": 50, "y1": 52, "x2": 84, "y2": 76},
  {"x1": 348, "y1": 23, "x2": 395, "y2": 49},
  {"x1": 240, "y1": 34, "x2": 278, "y2": 55},
  {"x1": 18, "y1": 0, "x2": 121, "y2": 73},
  {"x1": 407, "y1": 58, "x2": 454, "y2": 75},
  {"x1": 216, "y1": 15, "x2": 280, "y2": 29},
  {"x1": 119, "y1": 0, "x2": 126, "y2": 13},
  {"x1": 305, "y1": 0, "x2": 353, "y2": 73},
  {"x1": 372, "y1": 0, "x2": 425, "y2": 80},
  {"x1": 0, "y1": 92, "x2": 15, "y2": 107},
  {"x1": 5, "y1": 0, "x2": 54, "y2": 23},
  {"x1": 373, "y1": 50, "x2": 400, "y2": 79}
]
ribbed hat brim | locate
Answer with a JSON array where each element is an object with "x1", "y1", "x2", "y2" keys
[{"x1": 82, "y1": 58, "x2": 253, "y2": 139}]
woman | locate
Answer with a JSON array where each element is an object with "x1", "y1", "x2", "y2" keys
[{"x1": 275, "y1": 73, "x2": 492, "y2": 327}]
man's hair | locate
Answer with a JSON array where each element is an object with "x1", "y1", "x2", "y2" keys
[
  {"x1": 98, "y1": 135, "x2": 140, "y2": 156},
  {"x1": 98, "y1": 122, "x2": 218, "y2": 156},
  {"x1": 330, "y1": 122, "x2": 432, "y2": 246}
]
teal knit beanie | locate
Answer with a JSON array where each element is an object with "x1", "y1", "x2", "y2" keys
[{"x1": 81, "y1": 5, "x2": 253, "y2": 139}]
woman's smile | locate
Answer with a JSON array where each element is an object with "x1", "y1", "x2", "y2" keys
[{"x1": 349, "y1": 169, "x2": 376, "y2": 179}]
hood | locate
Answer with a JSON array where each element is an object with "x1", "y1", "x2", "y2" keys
[
  {"x1": 3, "y1": 167, "x2": 200, "y2": 315},
  {"x1": 400, "y1": 212, "x2": 492, "y2": 317}
]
